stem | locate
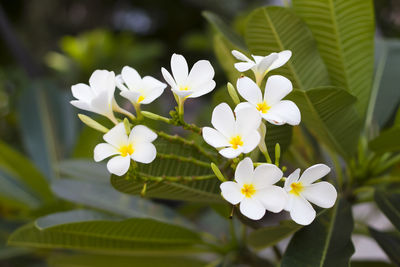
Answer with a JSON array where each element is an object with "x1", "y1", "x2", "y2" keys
[
  {"x1": 138, "y1": 173, "x2": 215, "y2": 182},
  {"x1": 229, "y1": 219, "x2": 238, "y2": 247},
  {"x1": 272, "y1": 245, "x2": 282, "y2": 261},
  {"x1": 141, "y1": 111, "x2": 172, "y2": 124},
  {"x1": 262, "y1": 150, "x2": 272, "y2": 164},
  {"x1": 178, "y1": 97, "x2": 185, "y2": 122},
  {"x1": 133, "y1": 103, "x2": 143, "y2": 120},
  {"x1": 157, "y1": 153, "x2": 210, "y2": 168}
]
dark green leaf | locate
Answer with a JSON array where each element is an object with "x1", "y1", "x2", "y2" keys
[
  {"x1": 58, "y1": 159, "x2": 109, "y2": 183},
  {"x1": 281, "y1": 198, "x2": 354, "y2": 267},
  {"x1": 292, "y1": 0, "x2": 375, "y2": 117},
  {"x1": 265, "y1": 124, "x2": 292, "y2": 161},
  {"x1": 287, "y1": 87, "x2": 362, "y2": 158},
  {"x1": 374, "y1": 190, "x2": 400, "y2": 231},
  {"x1": 245, "y1": 6, "x2": 330, "y2": 90},
  {"x1": 351, "y1": 261, "x2": 395, "y2": 267},
  {"x1": 369, "y1": 227, "x2": 400, "y2": 266},
  {"x1": 248, "y1": 220, "x2": 302, "y2": 249},
  {"x1": 213, "y1": 34, "x2": 242, "y2": 83},
  {"x1": 369, "y1": 126, "x2": 400, "y2": 153}
]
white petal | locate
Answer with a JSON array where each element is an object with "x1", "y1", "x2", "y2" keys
[
  {"x1": 241, "y1": 131, "x2": 260, "y2": 153},
  {"x1": 202, "y1": 127, "x2": 230, "y2": 148},
  {"x1": 94, "y1": 143, "x2": 119, "y2": 162},
  {"x1": 90, "y1": 91, "x2": 113, "y2": 117},
  {"x1": 269, "y1": 50, "x2": 292, "y2": 71},
  {"x1": 302, "y1": 182, "x2": 337, "y2": 208},
  {"x1": 236, "y1": 77, "x2": 262, "y2": 105},
  {"x1": 187, "y1": 80, "x2": 216, "y2": 98},
  {"x1": 288, "y1": 196, "x2": 316, "y2": 225},
  {"x1": 115, "y1": 75, "x2": 129, "y2": 92},
  {"x1": 299, "y1": 164, "x2": 331, "y2": 185},
  {"x1": 234, "y1": 102, "x2": 254, "y2": 113},
  {"x1": 107, "y1": 155, "x2": 131, "y2": 176},
  {"x1": 231, "y1": 50, "x2": 252, "y2": 62},
  {"x1": 234, "y1": 62, "x2": 255, "y2": 72},
  {"x1": 187, "y1": 60, "x2": 214, "y2": 88},
  {"x1": 104, "y1": 123, "x2": 128, "y2": 148},
  {"x1": 219, "y1": 147, "x2": 242, "y2": 158},
  {"x1": 235, "y1": 157, "x2": 254, "y2": 186},
  {"x1": 129, "y1": 125, "x2": 157, "y2": 144},
  {"x1": 171, "y1": 88, "x2": 193, "y2": 98},
  {"x1": 239, "y1": 198, "x2": 265, "y2": 220},
  {"x1": 89, "y1": 70, "x2": 115, "y2": 95},
  {"x1": 251, "y1": 55, "x2": 264, "y2": 64},
  {"x1": 235, "y1": 107, "x2": 261, "y2": 137},
  {"x1": 256, "y1": 186, "x2": 287, "y2": 213},
  {"x1": 220, "y1": 181, "x2": 244, "y2": 205},
  {"x1": 171, "y1": 54, "x2": 188, "y2": 85},
  {"x1": 255, "y1": 53, "x2": 278, "y2": 74},
  {"x1": 71, "y1": 83, "x2": 94, "y2": 101},
  {"x1": 265, "y1": 100, "x2": 301, "y2": 126},
  {"x1": 161, "y1": 67, "x2": 177, "y2": 88},
  {"x1": 121, "y1": 66, "x2": 142, "y2": 91},
  {"x1": 131, "y1": 142, "x2": 156, "y2": 164},
  {"x1": 253, "y1": 164, "x2": 283, "y2": 188},
  {"x1": 120, "y1": 90, "x2": 141, "y2": 103},
  {"x1": 140, "y1": 89, "x2": 165, "y2": 105},
  {"x1": 140, "y1": 76, "x2": 166, "y2": 104},
  {"x1": 264, "y1": 75, "x2": 293, "y2": 105},
  {"x1": 284, "y1": 169, "x2": 300, "y2": 191},
  {"x1": 70, "y1": 100, "x2": 92, "y2": 113},
  {"x1": 211, "y1": 103, "x2": 235, "y2": 138}
]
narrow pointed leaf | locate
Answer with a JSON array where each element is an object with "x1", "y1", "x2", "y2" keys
[
  {"x1": 374, "y1": 190, "x2": 400, "y2": 231},
  {"x1": 369, "y1": 227, "x2": 400, "y2": 266},
  {"x1": 369, "y1": 126, "x2": 400, "y2": 153}
]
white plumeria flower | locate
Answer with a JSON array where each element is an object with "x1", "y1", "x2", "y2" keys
[
  {"x1": 235, "y1": 76, "x2": 301, "y2": 126},
  {"x1": 232, "y1": 50, "x2": 291, "y2": 85},
  {"x1": 284, "y1": 164, "x2": 337, "y2": 225},
  {"x1": 203, "y1": 103, "x2": 261, "y2": 159},
  {"x1": 161, "y1": 53, "x2": 216, "y2": 99},
  {"x1": 71, "y1": 70, "x2": 117, "y2": 123},
  {"x1": 94, "y1": 123, "x2": 157, "y2": 176},
  {"x1": 220, "y1": 157, "x2": 287, "y2": 220},
  {"x1": 116, "y1": 66, "x2": 167, "y2": 105}
]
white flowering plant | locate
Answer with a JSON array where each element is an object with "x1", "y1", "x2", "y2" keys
[{"x1": 4, "y1": 1, "x2": 400, "y2": 267}]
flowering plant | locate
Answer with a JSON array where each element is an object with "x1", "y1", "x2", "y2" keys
[{"x1": 4, "y1": 1, "x2": 400, "y2": 266}]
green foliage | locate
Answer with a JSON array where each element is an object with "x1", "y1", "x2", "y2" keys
[
  {"x1": 369, "y1": 127, "x2": 400, "y2": 153},
  {"x1": 281, "y1": 199, "x2": 354, "y2": 267},
  {"x1": 287, "y1": 87, "x2": 361, "y2": 158},
  {"x1": 8, "y1": 218, "x2": 203, "y2": 254},
  {"x1": 245, "y1": 6, "x2": 331, "y2": 90},
  {"x1": 292, "y1": 0, "x2": 375, "y2": 117},
  {"x1": 369, "y1": 227, "x2": 400, "y2": 266},
  {"x1": 374, "y1": 190, "x2": 400, "y2": 231}
]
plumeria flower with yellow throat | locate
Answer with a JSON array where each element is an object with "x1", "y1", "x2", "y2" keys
[
  {"x1": 94, "y1": 123, "x2": 157, "y2": 176},
  {"x1": 161, "y1": 53, "x2": 216, "y2": 100},
  {"x1": 232, "y1": 50, "x2": 291, "y2": 85},
  {"x1": 235, "y1": 76, "x2": 301, "y2": 126},
  {"x1": 202, "y1": 103, "x2": 261, "y2": 159},
  {"x1": 116, "y1": 66, "x2": 167, "y2": 105},
  {"x1": 220, "y1": 157, "x2": 287, "y2": 220},
  {"x1": 71, "y1": 70, "x2": 118, "y2": 123},
  {"x1": 284, "y1": 164, "x2": 337, "y2": 225}
]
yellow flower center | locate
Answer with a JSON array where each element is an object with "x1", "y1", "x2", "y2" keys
[
  {"x1": 180, "y1": 86, "x2": 190, "y2": 91},
  {"x1": 119, "y1": 144, "x2": 134, "y2": 157},
  {"x1": 256, "y1": 101, "x2": 271, "y2": 114},
  {"x1": 289, "y1": 182, "x2": 304, "y2": 196},
  {"x1": 137, "y1": 95, "x2": 145, "y2": 103},
  {"x1": 229, "y1": 135, "x2": 243, "y2": 149},
  {"x1": 241, "y1": 184, "x2": 256, "y2": 198}
]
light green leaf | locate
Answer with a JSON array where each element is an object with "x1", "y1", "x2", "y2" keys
[
  {"x1": 245, "y1": 6, "x2": 331, "y2": 90},
  {"x1": 0, "y1": 140, "x2": 54, "y2": 203},
  {"x1": 8, "y1": 218, "x2": 204, "y2": 254},
  {"x1": 369, "y1": 227, "x2": 400, "y2": 266},
  {"x1": 248, "y1": 220, "x2": 302, "y2": 249},
  {"x1": 111, "y1": 137, "x2": 222, "y2": 203},
  {"x1": 281, "y1": 198, "x2": 354, "y2": 267},
  {"x1": 58, "y1": 159, "x2": 109, "y2": 183},
  {"x1": 287, "y1": 87, "x2": 362, "y2": 158},
  {"x1": 47, "y1": 253, "x2": 207, "y2": 267},
  {"x1": 213, "y1": 34, "x2": 242, "y2": 83},
  {"x1": 374, "y1": 190, "x2": 400, "y2": 232},
  {"x1": 292, "y1": 0, "x2": 375, "y2": 117},
  {"x1": 369, "y1": 126, "x2": 400, "y2": 153}
]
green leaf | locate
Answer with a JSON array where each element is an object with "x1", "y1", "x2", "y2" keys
[
  {"x1": 47, "y1": 253, "x2": 207, "y2": 267},
  {"x1": 369, "y1": 227, "x2": 400, "y2": 266},
  {"x1": 265, "y1": 124, "x2": 292, "y2": 161},
  {"x1": 51, "y1": 178, "x2": 194, "y2": 228},
  {"x1": 374, "y1": 190, "x2": 400, "y2": 231},
  {"x1": 0, "y1": 140, "x2": 53, "y2": 203},
  {"x1": 369, "y1": 126, "x2": 400, "y2": 153},
  {"x1": 248, "y1": 220, "x2": 302, "y2": 249},
  {"x1": 203, "y1": 11, "x2": 246, "y2": 50},
  {"x1": 213, "y1": 34, "x2": 242, "y2": 83},
  {"x1": 281, "y1": 198, "x2": 354, "y2": 267},
  {"x1": 287, "y1": 87, "x2": 362, "y2": 158},
  {"x1": 351, "y1": 261, "x2": 396, "y2": 267},
  {"x1": 292, "y1": 0, "x2": 375, "y2": 117},
  {"x1": 111, "y1": 137, "x2": 222, "y2": 203},
  {"x1": 8, "y1": 218, "x2": 204, "y2": 254},
  {"x1": 245, "y1": 6, "x2": 331, "y2": 90},
  {"x1": 58, "y1": 159, "x2": 109, "y2": 183}
]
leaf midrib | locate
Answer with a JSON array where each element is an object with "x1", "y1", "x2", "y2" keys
[{"x1": 319, "y1": 200, "x2": 339, "y2": 266}]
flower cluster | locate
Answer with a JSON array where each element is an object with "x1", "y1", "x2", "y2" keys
[{"x1": 70, "y1": 49, "x2": 337, "y2": 226}]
